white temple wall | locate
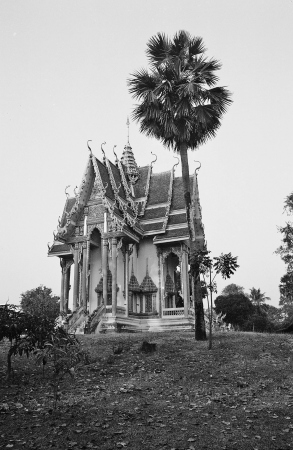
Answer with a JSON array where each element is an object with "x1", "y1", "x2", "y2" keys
[
  {"x1": 89, "y1": 246, "x2": 101, "y2": 313},
  {"x1": 116, "y1": 249, "x2": 124, "y2": 308},
  {"x1": 132, "y1": 238, "x2": 159, "y2": 311}
]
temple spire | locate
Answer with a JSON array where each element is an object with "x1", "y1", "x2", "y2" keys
[
  {"x1": 121, "y1": 118, "x2": 139, "y2": 185},
  {"x1": 126, "y1": 116, "x2": 130, "y2": 145}
]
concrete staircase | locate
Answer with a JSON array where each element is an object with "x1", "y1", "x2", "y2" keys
[{"x1": 100, "y1": 314, "x2": 195, "y2": 333}]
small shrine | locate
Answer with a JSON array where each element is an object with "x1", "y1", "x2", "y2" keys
[{"x1": 48, "y1": 124, "x2": 206, "y2": 333}]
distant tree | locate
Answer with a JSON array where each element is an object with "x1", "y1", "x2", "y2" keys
[
  {"x1": 214, "y1": 293, "x2": 254, "y2": 329},
  {"x1": 278, "y1": 272, "x2": 293, "y2": 322},
  {"x1": 221, "y1": 284, "x2": 245, "y2": 296},
  {"x1": 265, "y1": 305, "x2": 283, "y2": 326},
  {"x1": 276, "y1": 192, "x2": 293, "y2": 316},
  {"x1": 249, "y1": 287, "x2": 270, "y2": 310},
  {"x1": 128, "y1": 30, "x2": 232, "y2": 341},
  {"x1": 20, "y1": 286, "x2": 59, "y2": 320}
]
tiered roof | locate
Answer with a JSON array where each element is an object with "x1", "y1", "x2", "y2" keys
[{"x1": 48, "y1": 137, "x2": 205, "y2": 255}]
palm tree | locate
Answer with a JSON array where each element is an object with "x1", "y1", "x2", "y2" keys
[
  {"x1": 128, "y1": 31, "x2": 232, "y2": 340},
  {"x1": 249, "y1": 287, "x2": 271, "y2": 310}
]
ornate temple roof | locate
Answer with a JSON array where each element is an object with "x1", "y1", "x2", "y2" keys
[
  {"x1": 48, "y1": 132, "x2": 205, "y2": 255},
  {"x1": 129, "y1": 272, "x2": 141, "y2": 293},
  {"x1": 140, "y1": 262, "x2": 158, "y2": 293}
]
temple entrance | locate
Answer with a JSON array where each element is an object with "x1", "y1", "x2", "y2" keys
[{"x1": 162, "y1": 249, "x2": 188, "y2": 318}]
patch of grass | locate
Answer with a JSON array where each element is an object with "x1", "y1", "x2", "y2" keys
[{"x1": 1, "y1": 331, "x2": 293, "y2": 449}]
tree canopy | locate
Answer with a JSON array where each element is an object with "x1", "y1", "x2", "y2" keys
[
  {"x1": 128, "y1": 30, "x2": 232, "y2": 152},
  {"x1": 214, "y1": 293, "x2": 254, "y2": 329},
  {"x1": 221, "y1": 284, "x2": 245, "y2": 296},
  {"x1": 276, "y1": 191, "x2": 293, "y2": 320},
  {"x1": 20, "y1": 285, "x2": 60, "y2": 320}
]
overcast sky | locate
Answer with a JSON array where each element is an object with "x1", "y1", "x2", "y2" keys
[{"x1": 1, "y1": 0, "x2": 293, "y2": 307}]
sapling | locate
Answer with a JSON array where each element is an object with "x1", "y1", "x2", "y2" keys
[
  {"x1": 35, "y1": 327, "x2": 87, "y2": 410},
  {"x1": 199, "y1": 252, "x2": 239, "y2": 350}
]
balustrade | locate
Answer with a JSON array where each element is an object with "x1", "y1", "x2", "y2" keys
[{"x1": 162, "y1": 307, "x2": 184, "y2": 317}]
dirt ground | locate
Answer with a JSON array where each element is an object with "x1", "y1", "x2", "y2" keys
[{"x1": 1, "y1": 331, "x2": 293, "y2": 450}]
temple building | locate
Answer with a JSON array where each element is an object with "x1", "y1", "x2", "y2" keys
[{"x1": 48, "y1": 133, "x2": 205, "y2": 333}]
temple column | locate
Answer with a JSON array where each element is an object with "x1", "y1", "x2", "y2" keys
[
  {"x1": 111, "y1": 237, "x2": 118, "y2": 317},
  {"x1": 60, "y1": 258, "x2": 66, "y2": 314},
  {"x1": 182, "y1": 249, "x2": 189, "y2": 318},
  {"x1": 81, "y1": 242, "x2": 87, "y2": 309},
  {"x1": 86, "y1": 239, "x2": 90, "y2": 311},
  {"x1": 63, "y1": 264, "x2": 71, "y2": 314},
  {"x1": 124, "y1": 245, "x2": 129, "y2": 317},
  {"x1": 72, "y1": 246, "x2": 79, "y2": 312},
  {"x1": 157, "y1": 250, "x2": 163, "y2": 318},
  {"x1": 102, "y1": 238, "x2": 108, "y2": 305}
]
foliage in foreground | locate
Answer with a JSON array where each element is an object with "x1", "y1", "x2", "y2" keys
[
  {"x1": 34, "y1": 327, "x2": 88, "y2": 409},
  {"x1": 0, "y1": 303, "x2": 82, "y2": 381},
  {"x1": 20, "y1": 285, "x2": 60, "y2": 321}
]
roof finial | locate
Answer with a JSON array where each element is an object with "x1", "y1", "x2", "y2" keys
[
  {"x1": 146, "y1": 258, "x2": 149, "y2": 276},
  {"x1": 173, "y1": 156, "x2": 180, "y2": 171},
  {"x1": 194, "y1": 160, "x2": 201, "y2": 174},
  {"x1": 87, "y1": 140, "x2": 92, "y2": 156},
  {"x1": 65, "y1": 185, "x2": 70, "y2": 198},
  {"x1": 126, "y1": 117, "x2": 130, "y2": 145},
  {"x1": 101, "y1": 142, "x2": 106, "y2": 163},
  {"x1": 151, "y1": 151, "x2": 157, "y2": 168},
  {"x1": 113, "y1": 145, "x2": 118, "y2": 165}
]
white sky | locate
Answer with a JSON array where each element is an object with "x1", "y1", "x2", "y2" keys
[{"x1": 1, "y1": 0, "x2": 293, "y2": 307}]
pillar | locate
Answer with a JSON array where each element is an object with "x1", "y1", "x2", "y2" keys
[
  {"x1": 125, "y1": 245, "x2": 129, "y2": 317},
  {"x1": 60, "y1": 258, "x2": 65, "y2": 314},
  {"x1": 102, "y1": 238, "x2": 108, "y2": 305},
  {"x1": 81, "y1": 242, "x2": 87, "y2": 308},
  {"x1": 72, "y1": 247, "x2": 79, "y2": 312},
  {"x1": 63, "y1": 264, "x2": 71, "y2": 314},
  {"x1": 111, "y1": 237, "x2": 117, "y2": 317},
  {"x1": 86, "y1": 240, "x2": 90, "y2": 311},
  {"x1": 158, "y1": 251, "x2": 163, "y2": 318},
  {"x1": 182, "y1": 250, "x2": 189, "y2": 318}
]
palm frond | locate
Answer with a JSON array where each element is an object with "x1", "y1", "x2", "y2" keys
[
  {"x1": 188, "y1": 36, "x2": 206, "y2": 58},
  {"x1": 146, "y1": 33, "x2": 170, "y2": 67},
  {"x1": 128, "y1": 69, "x2": 158, "y2": 100}
]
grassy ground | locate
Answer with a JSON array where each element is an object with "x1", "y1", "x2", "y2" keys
[{"x1": 1, "y1": 331, "x2": 293, "y2": 450}]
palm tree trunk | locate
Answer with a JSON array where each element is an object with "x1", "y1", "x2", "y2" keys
[{"x1": 179, "y1": 143, "x2": 206, "y2": 341}]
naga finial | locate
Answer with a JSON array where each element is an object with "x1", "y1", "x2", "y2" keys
[
  {"x1": 101, "y1": 142, "x2": 106, "y2": 162},
  {"x1": 65, "y1": 185, "x2": 70, "y2": 198},
  {"x1": 151, "y1": 151, "x2": 157, "y2": 168},
  {"x1": 173, "y1": 156, "x2": 180, "y2": 170},
  {"x1": 87, "y1": 140, "x2": 92, "y2": 156},
  {"x1": 47, "y1": 242, "x2": 51, "y2": 251},
  {"x1": 58, "y1": 216, "x2": 61, "y2": 226},
  {"x1": 113, "y1": 145, "x2": 118, "y2": 165},
  {"x1": 74, "y1": 186, "x2": 78, "y2": 197},
  {"x1": 194, "y1": 161, "x2": 201, "y2": 174}
]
